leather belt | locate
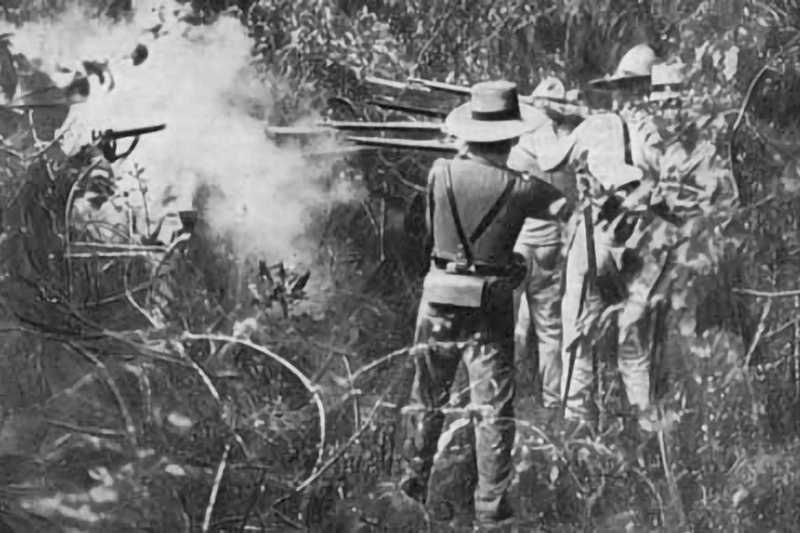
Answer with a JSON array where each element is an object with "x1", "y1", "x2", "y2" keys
[{"x1": 431, "y1": 257, "x2": 511, "y2": 276}]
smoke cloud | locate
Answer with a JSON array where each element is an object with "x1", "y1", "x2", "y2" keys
[{"x1": 3, "y1": 0, "x2": 358, "y2": 263}]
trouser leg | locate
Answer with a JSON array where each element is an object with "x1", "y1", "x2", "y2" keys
[
  {"x1": 617, "y1": 315, "x2": 652, "y2": 420},
  {"x1": 402, "y1": 300, "x2": 461, "y2": 496},
  {"x1": 467, "y1": 302, "x2": 515, "y2": 521},
  {"x1": 513, "y1": 281, "x2": 533, "y2": 374},
  {"x1": 560, "y1": 220, "x2": 608, "y2": 422},
  {"x1": 526, "y1": 244, "x2": 563, "y2": 408}
]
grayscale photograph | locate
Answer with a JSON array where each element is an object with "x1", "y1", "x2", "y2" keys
[{"x1": 0, "y1": 0, "x2": 797, "y2": 531}]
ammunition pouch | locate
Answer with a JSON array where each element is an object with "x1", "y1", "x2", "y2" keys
[{"x1": 424, "y1": 255, "x2": 526, "y2": 308}]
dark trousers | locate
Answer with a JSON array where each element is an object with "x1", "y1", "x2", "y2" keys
[{"x1": 403, "y1": 290, "x2": 515, "y2": 521}]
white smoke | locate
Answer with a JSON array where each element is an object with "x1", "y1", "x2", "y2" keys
[{"x1": 3, "y1": 0, "x2": 359, "y2": 263}]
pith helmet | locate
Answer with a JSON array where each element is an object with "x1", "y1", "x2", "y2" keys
[
  {"x1": 444, "y1": 80, "x2": 547, "y2": 142},
  {"x1": 589, "y1": 44, "x2": 658, "y2": 90},
  {"x1": 649, "y1": 62, "x2": 685, "y2": 102}
]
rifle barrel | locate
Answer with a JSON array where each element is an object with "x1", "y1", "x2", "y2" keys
[
  {"x1": 318, "y1": 120, "x2": 443, "y2": 131},
  {"x1": 407, "y1": 77, "x2": 471, "y2": 96},
  {"x1": 365, "y1": 75, "x2": 425, "y2": 92},
  {"x1": 267, "y1": 121, "x2": 444, "y2": 137},
  {"x1": 367, "y1": 98, "x2": 448, "y2": 118},
  {"x1": 346, "y1": 135, "x2": 458, "y2": 153},
  {"x1": 267, "y1": 125, "x2": 333, "y2": 136},
  {"x1": 104, "y1": 123, "x2": 166, "y2": 139}
]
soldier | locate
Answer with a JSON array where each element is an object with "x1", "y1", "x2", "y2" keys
[
  {"x1": 400, "y1": 80, "x2": 568, "y2": 525},
  {"x1": 506, "y1": 77, "x2": 584, "y2": 417},
  {"x1": 532, "y1": 44, "x2": 666, "y2": 431}
]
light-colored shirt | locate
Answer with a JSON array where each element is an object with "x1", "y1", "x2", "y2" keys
[{"x1": 508, "y1": 123, "x2": 565, "y2": 248}]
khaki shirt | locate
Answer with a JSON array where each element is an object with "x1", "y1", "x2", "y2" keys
[{"x1": 508, "y1": 123, "x2": 571, "y2": 248}]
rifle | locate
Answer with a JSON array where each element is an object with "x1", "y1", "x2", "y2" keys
[
  {"x1": 266, "y1": 121, "x2": 443, "y2": 137},
  {"x1": 393, "y1": 76, "x2": 604, "y2": 115},
  {"x1": 365, "y1": 75, "x2": 425, "y2": 92},
  {"x1": 345, "y1": 135, "x2": 458, "y2": 153},
  {"x1": 367, "y1": 98, "x2": 449, "y2": 118},
  {"x1": 561, "y1": 205, "x2": 598, "y2": 413},
  {"x1": 91, "y1": 123, "x2": 166, "y2": 162},
  {"x1": 407, "y1": 77, "x2": 471, "y2": 96}
]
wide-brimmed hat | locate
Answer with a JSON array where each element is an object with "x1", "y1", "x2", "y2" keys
[
  {"x1": 526, "y1": 77, "x2": 586, "y2": 119},
  {"x1": 536, "y1": 113, "x2": 643, "y2": 189},
  {"x1": 444, "y1": 80, "x2": 547, "y2": 142},
  {"x1": 589, "y1": 44, "x2": 658, "y2": 90},
  {"x1": 649, "y1": 62, "x2": 684, "y2": 102}
]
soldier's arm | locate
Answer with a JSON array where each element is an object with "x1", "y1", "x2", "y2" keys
[
  {"x1": 522, "y1": 176, "x2": 570, "y2": 221},
  {"x1": 507, "y1": 132, "x2": 542, "y2": 174},
  {"x1": 423, "y1": 159, "x2": 446, "y2": 257},
  {"x1": 426, "y1": 159, "x2": 445, "y2": 234}
]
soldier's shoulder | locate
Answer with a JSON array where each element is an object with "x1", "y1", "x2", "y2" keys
[{"x1": 430, "y1": 157, "x2": 451, "y2": 171}]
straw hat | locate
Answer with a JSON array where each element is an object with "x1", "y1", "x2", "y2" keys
[
  {"x1": 536, "y1": 113, "x2": 643, "y2": 189},
  {"x1": 649, "y1": 62, "x2": 685, "y2": 102},
  {"x1": 444, "y1": 80, "x2": 547, "y2": 142},
  {"x1": 589, "y1": 44, "x2": 658, "y2": 90},
  {"x1": 528, "y1": 77, "x2": 585, "y2": 118}
]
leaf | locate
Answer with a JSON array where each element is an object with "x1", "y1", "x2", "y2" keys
[
  {"x1": 166, "y1": 412, "x2": 193, "y2": 431},
  {"x1": 732, "y1": 487, "x2": 750, "y2": 507},
  {"x1": 722, "y1": 45, "x2": 739, "y2": 81},
  {"x1": 432, "y1": 418, "x2": 471, "y2": 463},
  {"x1": 88, "y1": 485, "x2": 118, "y2": 503},
  {"x1": 164, "y1": 464, "x2": 186, "y2": 476},
  {"x1": 131, "y1": 43, "x2": 148, "y2": 66},
  {"x1": 780, "y1": 160, "x2": 800, "y2": 194},
  {"x1": 549, "y1": 465, "x2": 559, "y2": 484}
]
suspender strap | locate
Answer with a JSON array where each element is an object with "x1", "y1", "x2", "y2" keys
[
  {"x1": 619, "y1": 115, "x2": 633, "y2": 165},
  {"x1": 442, "y1": 161, "x2": 519, "y2": 266},
  {"x1": 469, "y1": 176, "x2": 517, "y2": 243},
  {"x1": 427, "y1": 172, "x2": 435, "y2": 231},
  {"x1": 443, "y1": 162, "x2": 474, "y2": 265}
]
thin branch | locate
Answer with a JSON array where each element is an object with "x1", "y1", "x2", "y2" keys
[
  {"x1": 69, "y1": 241, "x2": 168, "y2": 252},
  {"x1": 733, "y1": 287, "x2": 800, "y2": 298},
  {"x1": 412, "y1": 2, "x2": 459, "y2": 70},
  {"x1": 23, "y1": 127, "x2": 70, "y2": 162},
  {"x1": 731, "y1": 65, "x2": 775, "y2": 136},
  {"x1": 68, "y1": 343, "x2": 137, "y2": 446},
  {"x1": 745, "y1": 299, "x2": 772, "y2": 368},
  {"x1": 351, "y1": 346, "x2": 411, "y2": 382},
  {"x1": 202, "y1": 442, "x2": 232, "y2": 533},
  {"x1": 763, "y1": 315, "x2": 800, "y2": 341},
  {"x1": 64, "y1": 159, "x2": 104, "y2": 300},
  {"x1": 45, "y1": 418, "x2": 126, "y2": 439},
  {"x1": 123, "y1": 261, "x2": 162, "y2": 329},
  {"x1": 340, "y1": 354, "x2": 360, "y2": 430},
  {"x1": 66, "y1": 251, "x2": 163, "y2": 259},
  {"x1": 147, "y1": 232, "x2": 191, "y2": 307},
  {"x1": 171, "y1": 340, "x2": 251, "y2": 458},
  {"x1": 276, "y1": 374, "x2": 396, "y2": 501},
  {"x1": 182, "y1": 333, "x2": 326, "y2": 473},
  {"x1": 657, "y1": 407, "x2": 686, "y2": 528},
  {"x1": 728, "y1": 64, "x2": 775, "y2": 205}
]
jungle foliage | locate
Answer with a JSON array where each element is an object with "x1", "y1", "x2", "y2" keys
[{"x1": 1, "y1": 0, "x2": 800, "y2": 531}]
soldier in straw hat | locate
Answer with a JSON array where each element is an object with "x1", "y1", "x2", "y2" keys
[
  {"x1": 506, "y1": 76, "x2": 586, "y2": 423},
  {"x1": 400, "y1": 80, "x2": 569, "y2": 525},
  {"x1": 556, "y1": 45, "x2": 682, "y2": 435}
]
